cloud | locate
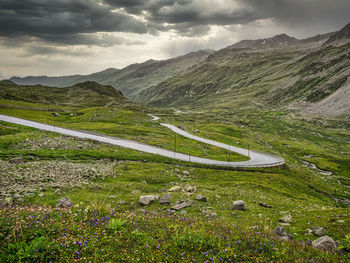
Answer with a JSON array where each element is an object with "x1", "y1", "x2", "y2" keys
[{"x1": 0, "y1": 0, "x2": 149, "y2": 43}]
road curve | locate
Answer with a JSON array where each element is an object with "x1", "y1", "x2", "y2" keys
[{"x1": 0, "y1": 114, "x2": 285, "y2": 168}]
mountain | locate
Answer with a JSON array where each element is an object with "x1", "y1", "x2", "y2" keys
[
  {"x1": 229, "y1": 34, "x2": 299, "y2": 49},
  {"x1": 9, "y1": 50, "x2": 213, "y2": 101},
  {"x1": 0, "y1": 80, "x2": 131, "y2": 107},
  {"x1": 137, "y1": 25, "x2": 350, "y2": 116},
  {"x1": 323, "y1": 22, "x2": 350, "y2": 45}
]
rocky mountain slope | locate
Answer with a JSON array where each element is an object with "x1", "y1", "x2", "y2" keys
[
  {"x1": 10, "y1": 50, "x2": 213, "y2": 101},
  {"x1": 323, "y1": 22, "x2": 350, "y2": 45},
  {"x1": 138, "y1": 24, "x2": 350, "y2": 116}
]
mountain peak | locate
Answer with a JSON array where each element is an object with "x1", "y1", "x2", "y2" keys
[
  {"x1": 229, "y1": 34, "x2": 299, "y2": 49},
  {"x1": 323, "y1": 22, "x2": 350, "y2": 45}
]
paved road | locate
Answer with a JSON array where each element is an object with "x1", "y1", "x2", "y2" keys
[{"x1": 0, "y1": 114, "x2": 285, "y2": 168}]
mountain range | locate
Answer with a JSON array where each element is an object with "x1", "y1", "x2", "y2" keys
[{"x1": 9, "y1": 22, "x2": 350, "y2": 116}]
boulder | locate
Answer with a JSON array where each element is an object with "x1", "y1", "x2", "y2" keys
[
  {"x1": 195, "y1": 195, "x2": 207, "y2": 202},
  {"x1": 56, "y1": 196, "x2": 73, "y2": 208},
  {"x1": 312, "y1": 236, "x2": 336, "y2": 251},
  {"x1": 168, "y1": 186, "x2": 181, "y2": 192},
  {"x1": 279, "y1": 214, "x2": 292, "y2": 223},
  {"x1": 172, "y1": 201, "x2": 191, "y2": 211},
  {"x1": 273, "y1": 226, "x2": 288, "y2": 237},
  {"x1": 259, "y1": 202, "x2": 272, "y2": 208},
  {"x1": 312, "y1": 227, "x2": 326, "y2": 237},
  {"x1": 184, "y1": 185, "x2": 197, "y2": 193},
  {"x1": 232, "y1": 200, "x2": 246, "y2": 211},
  {"x1": 159, "y1": 194, "x2": 171, "y2": 205},
  {"x1": 9, "y1": 157, "x2": 24, "y2": 165},
  {"x1": 138, "y1": 195, "x2": 160, "y2": 206}
]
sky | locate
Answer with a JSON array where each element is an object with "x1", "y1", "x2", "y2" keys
[{"x1": 0, "y1": 0, "x2": 349, "y2": 79}]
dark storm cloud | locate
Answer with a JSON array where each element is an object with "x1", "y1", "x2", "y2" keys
[
  {"x1": 103, "y1": 0, "x2": 350, "y2": 35},
  {"x1": 0, "y1": 0, "x2": 148, "y2": 43}
]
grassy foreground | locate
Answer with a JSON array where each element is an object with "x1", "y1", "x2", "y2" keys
[{"x1": 0, "y1": 206, "x2": 348, "y2": 262}]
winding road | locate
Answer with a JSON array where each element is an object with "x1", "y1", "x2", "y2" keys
[{"x1": 0, "y1": 114, "x2": 285, "y2": 168}]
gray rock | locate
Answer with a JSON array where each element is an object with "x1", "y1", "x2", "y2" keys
[
  {"x1": 159, "y1": 188, "x2": 166, "y2": 193},
  {"x1": 232, "y1": 200, "x2": 246, "y2": 211},
  {"x1": 172, "y1": 201, "x2": 191, "y2": 211},
  {"x1": 51, "y1": 112, "x2": 60, "y2": 117},
  {"x1": 159, "y1": 194, "x2": 171, "y2": 205},
  {"x1": 259, "y1": 202, "x2": 272, "y2": 208},
  {"x1": 279, "y1": 214, "x2": 292, "y2": 223},
  {"x1": 9, "y1": 157, "x2": 24, "y2": 164},
  {"x1": 195, "y1": 195, "x2": 207, "y2": 202},
  {"x1": 56, "y1": 196, "x2": 73, "y2": 208},
  {"x1": 312, "y1": 227, "x2": 326, "y2": 237},
  {"x1": 312, "y1": 236, "x2": 336, "y2": 251},
  {"x1": 184, "y1": 185, "x2": 197, "y2": 193},
  {"x1": 138, "y1": 195, "x2": 160, "y2": 206},
  {"x1": 273, "y1": 226, "x2": 288, "y2": 237},
  {"x1": 117, "y1": 200, "x2": 127, "y2": 205},
  {"x1": 108, "y1": 195, "x2": 116, "y2": 199},
  {"x1": 182, "y1": 170, "x2": 190, "y2": 176},
  {"x1": 131, "y1": 190, "x2": 141, "y2": 195},
  {"x1": 179, "y1": 210, "x2": 187, "y2": 215},
  {"x1": 38, "y1": 193, "x2": 45, "y2": 197},
  {"x1": 168, "y1": 186, "x2": 181, "y2": 192},
  {"x1": 1, "y1": 197, "x2": 13, "y2": 207}
]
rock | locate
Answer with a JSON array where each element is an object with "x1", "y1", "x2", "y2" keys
[
  {"x1": 232, "y1": 200, "x2": 246, "y2": 211},
  {"x1": 184, "y1": 185, "x2": 197, "y2": 192},
  {"x1": 195, "y1": 195, "x2": 207, "y2": 202},
  {"x1": 138, "y1": 195, "x2": 160, "y2": 206},
  {"x1": 159, "y1": 188, "x2": 166, "y2": 193},
  {"x1": 56, "y1": 196, "x2": 73, "y2": 208},
  {"x1": 38, "y1": 193, "x2": 45, "y2": 197},
  {"x1": 51, "y1": 112, "x2": 60, "y2": 117},
  {"x1": 117, "y1": 200, "x2": 127, "y2": 205},
  {"x1": 312, "y1": 236, "x2": 336, "y2": 251},
  {"x1": 182, "y1": 171, "x2": 190, "y2": 176},
  {"x1": 279, "y1": 214, "x2": 292, "y2": 223},
  {"x1": 259, "y1": 202, "x2": 272, "y2": 208},
  {"x1": 251, "y1": 225, "x2": 259, "y2": 230},
  {"x1": 131, "y1": 190, "x2": 141, "y2": 195},
  {"x1": 159, "y1": 194, "x2": 171, "y2": 205},
  {"x1": 108, "y1": 195, "x2": 116, "y2": 199},
  {"x1": 179, "y1": 210, "x2": 187, "y2": 215},
  {"x1": 90, "y1": 184, "x2": 102, "y2": 191},
  {"x1": 335, "y1": 240, "x2": 341, "y2": 247},
  {"x1": 337, "y1": 220, "x2": 345, "y2": 224},
  {"x1": 312, "y1": 227, "x2": 326, "y2": 237},
  {"x1": 141, "y1": 180, "x2": 147, "y2": 184},
  {"x1": 1, "y1": 197, "x2": 13, "y2": 207},
  {"x1": 9, "y1": 157, "x2": 24, "y2": 164},
  {"x1": 273, "y1": 226, "x2": 288, "y2": 237},
  {"x1": 172, "y1": 201, "x2": 191, "y2": 211},
  {"x1": 168, "y1": 186, "x2": 181, "y2": 192}
]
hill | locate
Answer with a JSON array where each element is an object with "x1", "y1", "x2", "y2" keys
[
  {"x1": 10, "y1": 50, "x2": 213, "y2": 101},
  {"x1": 324, "y1": 22, "x2": 350, "y2": 45},
  {"x1": 0, "y1": 80, "x2": 129, "y2": 107}
]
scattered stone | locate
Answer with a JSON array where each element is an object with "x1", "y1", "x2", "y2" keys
[
  {"x1": 335, "y1": 240, "x2": 341, "y2": 247},
  {"x1": 259, "y1": 202, "x2": 272, "y2": 208},
  {"x1": 172, "y1": 201, "x2": 191, "y2": 211},
  {"x1": 141, "y1": 180, "x2": 147, "y2": 184},
  {"x1": 117, "y1": 200, "x2": 127, "y2": 205},
  {"x1": 273, "y1": 226, "x2": 288, "y2": 238},
  {"x1": 182, "y1": 171, "x2": 190, "y2": 176},
  {"x1": 231, "y1": 212, "x2": 237, "y2": 216},
  {"x1": 138, "y1": 209, "x2": 146, "y2": 213},
  {"x1": 340, "y1": 199, "x2": 350, "y2": 207},
  {"x1": 38, "y1": 193, "x2": 45, "y2": 197},
  {"x1": 56, "y1": 196, "x2": 73, "y2": 208},
  {"x1": 168, "y1": 186, "x2": 181, "y2": 192},
  {"x1": 159, "y1": 188, "x2": 166, "y2": 193},
  {"x1": 51, "y1": 112, "x2": 60, "y2": 117},
  {"x1": 195, "y1": 195, "x2": 207, "y2": 202},
  {"x1": 9, "y1": 157, "x2": 24, "y2": 164},
  {"x1": 232, "y1": 200, "x2": 246, "y2": 211},
  {"x1": 131, "y1": 190, "x2": 141, "y2": 195},
  {"x1": 251, "y1": 225, "x2": 259, "y2": 230},
  {"x1": 90, "y1": 184, "x2": 102, "y2": 191},
  {"x1": 1, "y1": 197, "x2": 13, "y2": 207},
  {"x1": 138, "y1": 195, "x2": 160, "y2": 206},
  {"x1": 305, "y1": 229, "x2": 313, "y2": 235},
  {"x1": 337, "y1": 220, "x2": 345, "y2": 224},
  {"x1": 184, "y1": 185, "x2": 197, "y2": 193},
  {"x1": 312, "y1": 236, "x2": 336, "y2": 251},
  {"x1": 312, "y1": 227, "x2": 326, "y2": 237},
  {"x1": 279, "y1": 214, "x2": 292, "y2": 224},
  {"x1": 179, "y1": 210, "x2": 187, "y2": 215},
  {"x1": 159, "y1": 194, "x2": 172, "y2": 205},
  {"x1": 258, "y1": 213, "x2": 263, "y2": 218},
  {"x1": 108, "y1": 195, "x2": 116, "y2": 199}
]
